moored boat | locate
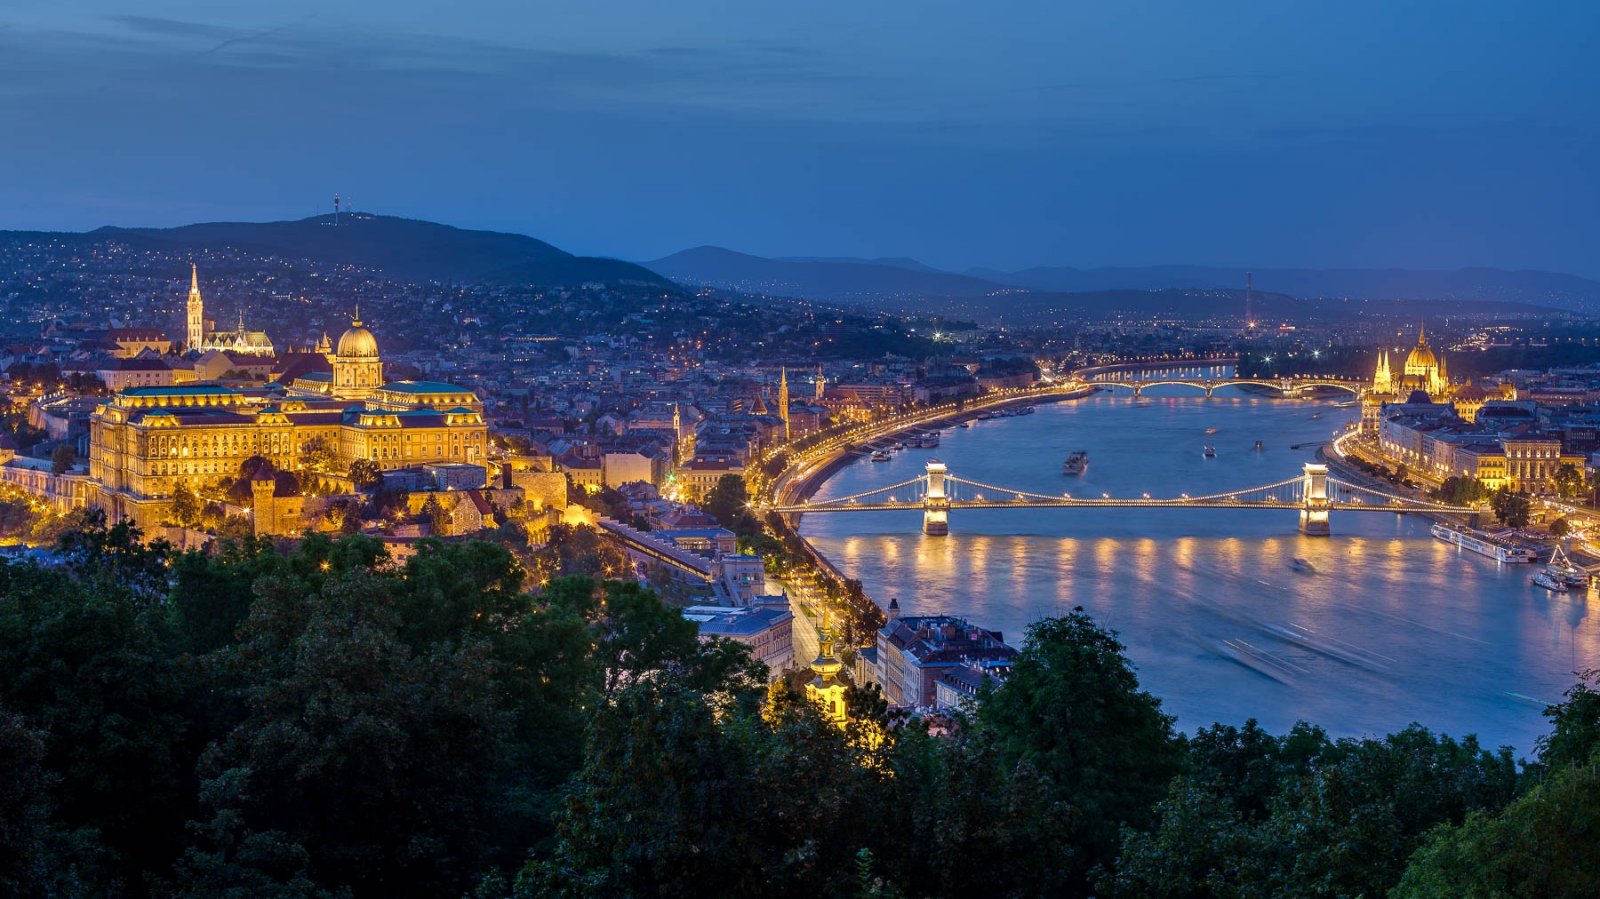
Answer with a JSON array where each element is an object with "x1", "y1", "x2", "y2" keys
[
  {"x1": 1533, "y1": 569, "x2": 1568, "y2": 592},
  {"x1": 1548, "y1": 545, "x2": 1589, "y2": 586},
  {"x1": 870, "y1": 449, "x2": 891, "y2": 462},
  {"x1": 1431, "y1": 523, "x2": 1538, "y2": 563}
]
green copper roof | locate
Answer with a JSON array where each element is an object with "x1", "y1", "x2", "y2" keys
[{"x1": 379, "y1": 380, "x2": 471, "y2": 395}]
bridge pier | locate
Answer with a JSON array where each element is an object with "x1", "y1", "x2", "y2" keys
[
  {"x1": 1204, "y1": 385, "x2": 1214, "y2": 398},
  {"x1": 923, "y1": 460, "x2": 950, "y2": 535},
  {"x1": 1299, "y1": 462, "x2": 1331, "y2": 536},
  {"x1": 1132, "y1": 384, "x2": 1143, "y2": 398}
]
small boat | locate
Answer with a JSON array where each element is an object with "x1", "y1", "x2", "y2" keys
[
  {"x1": 1205, "y1": 426, "x2": 1219, "y2": 435},
  {"x1": 1548, "y1": 545, "x2": 1588, "y2": 586},
  {"x1": 1291, "y1": 558, "x2": 1316, "y2": 573},
  {"x1": 870, "y1": 450, "x2": 891, "y2": 462},
  {"x1": 1063, "y1": 451, "x2": 1089, "y2": 476},
  {"x1": 1254, "y1": 440, "x2": 1265, "y2": 452},
  {"x1": 957, "y1": 422, "x2": 970, "y2": 429},
  {"x1": 1533, "y1": 569, "x2": 1568, "y2": 592},
  {"x1": 1216, "y1": 638, "x2": 1305, "y2": 683},
  {"x1": 1203, "y1": 445, "x2": 1217, "y2": 458}
]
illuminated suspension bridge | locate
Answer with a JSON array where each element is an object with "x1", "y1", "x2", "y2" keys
[{"x1": 765, "y1": 461, "x2": 1477, "y2": 536}]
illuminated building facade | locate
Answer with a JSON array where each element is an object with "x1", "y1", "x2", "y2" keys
[
  {"x1": 88, "y1": 317, "x2": 486, "y2": 528},
  {"x1": 185, "y1": 265, "x2": 275, "y2": 356},
  {"x1": 1362, "y1": 327, "x2": 1462, "y2": 434}
]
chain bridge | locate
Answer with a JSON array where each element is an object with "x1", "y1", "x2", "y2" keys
[{"x1": 767, "y1": 461, "x2": 1476, "y2": 536}]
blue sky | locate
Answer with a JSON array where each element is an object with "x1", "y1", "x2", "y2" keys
[{"x1": 1, "y1": 1, "x2": 1597, "y2": 274}]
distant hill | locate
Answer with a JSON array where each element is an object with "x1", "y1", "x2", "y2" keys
[
  {"x1": 645, "y1": 246, "x2": 1009, "y2": 303},
  {"x1": 777, "y1": 255, "x2": 947, "y2": 274},
  {"x1": 91, "y1": 213, "x2": 672, "y2": 288},
  {"x1": 645, "y1": 245, "x2": 1600, "y2": 315},
  {"x1": 972, "y1": 265, "x2": 1600, "y2": 313}
]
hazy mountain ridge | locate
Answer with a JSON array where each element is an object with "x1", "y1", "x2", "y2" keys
[
  {"x1": 978, "y1": 264, "x2": 1600, "y2": 310},
  {"x1": 645, "y1": 247, "x2": 1600, "y2": 314},
  {"x1": 82, "y1": 214, "x2": 673, "y2": 288},
  {"x1": 646, "y1": 247, "x2": 1010, "y2": 302}
]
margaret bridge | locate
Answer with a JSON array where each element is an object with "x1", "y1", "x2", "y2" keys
[
  {"x1": 766, "y1": 461, "x2": 1477, "y2": 536},
  {"x1": 1084, "y1": 374, "x2": 1367, "y2": 399}
]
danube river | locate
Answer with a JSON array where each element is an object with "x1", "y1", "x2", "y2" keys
[{"x1": 800, "y1": 384, "x2": 1600, "y2": 753}]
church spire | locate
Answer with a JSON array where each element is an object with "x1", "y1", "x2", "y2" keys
[
  {"x1": 186, "y1": 263, "x2": 205, "y2": 352},
  {"x1": 778, "y1": 366, "x2": 790, "y2": 440}
]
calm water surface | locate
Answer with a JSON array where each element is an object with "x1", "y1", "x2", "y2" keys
[{"x1": 801, "y1": 384, "x2": 1600, "y2": 752}]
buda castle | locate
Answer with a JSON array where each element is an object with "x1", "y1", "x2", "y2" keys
[{"x1": 88, "y1": 309, "x2": 486, "y2": 529}]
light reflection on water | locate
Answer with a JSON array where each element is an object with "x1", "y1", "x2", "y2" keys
[{"x1": 801, "y1": 387, "x2": 1600, "y2": 752}]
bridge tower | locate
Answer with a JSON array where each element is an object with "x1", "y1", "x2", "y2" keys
[
  {"x1": 1299, "y1": 462, "x2": 1331, "y2": 536},
  {"x1": 923, "y1": 460, "x2": 950, "y2": 536}
]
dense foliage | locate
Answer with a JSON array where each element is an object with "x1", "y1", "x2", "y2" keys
[{"x1": 1, "y1": 523, "x2": 1597, "y2": 897}]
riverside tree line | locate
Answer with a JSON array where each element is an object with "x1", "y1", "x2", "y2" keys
[{"x1": 0, "y1": 518, "x2": 1597, "y2": 897}]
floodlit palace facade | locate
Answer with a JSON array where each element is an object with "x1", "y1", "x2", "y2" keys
[{"x1": 88, "y1": 312, "x2": 487, "y2": 528}]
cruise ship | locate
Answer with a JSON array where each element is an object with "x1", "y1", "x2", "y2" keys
[{"x1": 1431, "y1": 523, "x2": 1538, "y2": 563}]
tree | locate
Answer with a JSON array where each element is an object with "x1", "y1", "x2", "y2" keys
[
  {"x1": 1553, "y1": 462, "x2": 1587, "y2": 500},
  {"x1": 348, "y1": 458, "x2": 382, "y2": 491},
  {"x1": 168, "y1": 482, "x2": 202, "y2": 528},
  {"x1": 0, "y1": 705, "x2": 55, "y2": 896},
  {"x1": 1490, "y1": 487, "x2": 1532, "y2": 528},
  {"x1": 181, "y1": 564, "x2": 509, "y2": 896},
  {"x1": 1550, "y1": 516, "x2": 1572, "y2": 537},
  {"x1": 1111, "y1": 722, "x2": 1518, "y2": 899},
  {"x1": 1535, "y1": 668, "x2": 1600, "y2": 772},
  {"x1": 703, "y1": 474, "x2": 762, "y2": 538},
  {"x1": 976, "y1": 610, "x2": 1183, "y2": 892},
  {"x1": 421, "y1": 493, "x2": 451, "y2": 532},
  {"x1": 1393, "y1": 759, "x2": 1600, "y2": 898},
  {"x1": 49, "y1": 444, "x2": 75, "y2": 475},
  {"x1": 298, "y1": 436, "x2": 338, "y2": 473},
  {"x1": 1436, "y1": 476, "x2": 1490, "y2": 507}
]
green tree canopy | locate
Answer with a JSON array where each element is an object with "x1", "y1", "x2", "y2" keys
[
  {"x1": 49, "y1": 444, "x2": 75, "y2": 475},
  {"x1": 976, "y1": 610, "x2": 1183, "y2": 891}
]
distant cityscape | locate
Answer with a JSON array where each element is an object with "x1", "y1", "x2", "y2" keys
[{"x1": 5, "y1": 215, "x2": 1600, "y2": 721}]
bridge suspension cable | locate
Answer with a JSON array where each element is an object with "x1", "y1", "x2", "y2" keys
[{"x1": 796, "y1": 475, "x2": 928, "y2": 507}]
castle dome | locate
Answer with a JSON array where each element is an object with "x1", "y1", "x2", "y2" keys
[{"x1": 336, "y1": 320, "x2": 379, "y2": 358}]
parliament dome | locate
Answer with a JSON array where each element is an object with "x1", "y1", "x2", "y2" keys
[
  {"x1": 1405, "y1": 342, "x2": 1437, "y2": 371},
  {"x1": 1404, "y1": 326, "x2": 1437, "y2": 372},
  {"x1": 337, "y1": 322, "x2": 379, "y2": 358}
]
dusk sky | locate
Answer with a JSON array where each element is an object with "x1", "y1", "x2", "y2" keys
[{"x1": 3, "y1": 2, "x2": 1597, "y2": 275}]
